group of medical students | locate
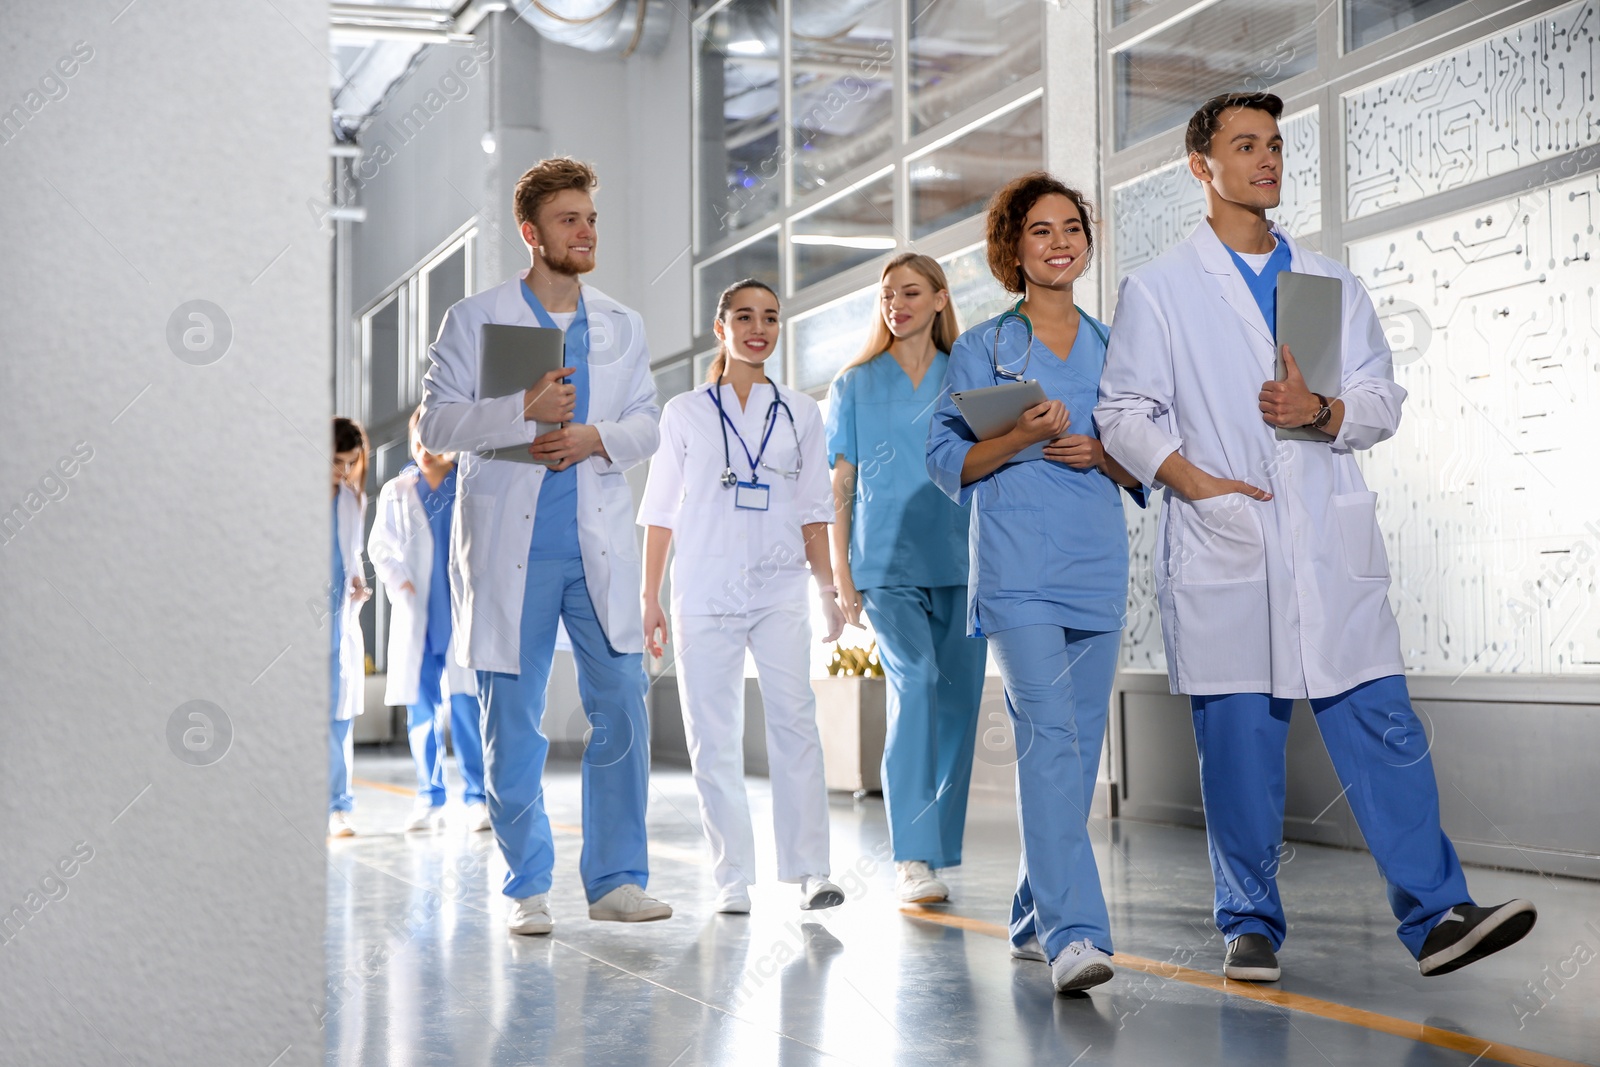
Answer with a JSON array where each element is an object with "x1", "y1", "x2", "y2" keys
[{"x1": 326, "y1": 90, "x2": 1538, "y2": 996}]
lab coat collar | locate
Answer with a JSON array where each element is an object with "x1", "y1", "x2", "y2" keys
[{"x1": 1188, "y1": 219, "x2": 1298, "y2": 356}]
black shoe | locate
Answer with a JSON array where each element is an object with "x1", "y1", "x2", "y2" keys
[
  {"x1": 1419, "y1": 900, "x2": 1537, "y2": 976},
  {"x1": 1223, "y1": 933, "x2": 1281, "y2": 982}
]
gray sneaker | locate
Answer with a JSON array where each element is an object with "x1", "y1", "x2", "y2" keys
[{"x1": 1223, "y1": 933, "x2": 1281, "y2": 982}]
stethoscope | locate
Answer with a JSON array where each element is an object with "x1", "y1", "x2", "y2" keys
[
  {"x1": 708, "y1": 377, "x2": 801, "y2": 488},
  {"x1": 989, "y1": 299, "x2": 1108, "y2": 382}
]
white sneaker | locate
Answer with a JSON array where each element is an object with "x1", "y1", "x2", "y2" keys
[
  {"x1": 507, "y1": 894, "x2": 553, "y2": 936},
  {"x1": 895, "y1": 860, "x2": 949, "y2": 904},
  {"x1": 463, "y1": 802, "x2": 492, "y2": 833},
  {"x1": 588, "y1": 884, "x2": 672, "y2": 923},
  {"x1": 1011, "y1": 934, "x2": 1047, "y2": 962},
  {"x1": 404, "y1": 802, "x2": 445, "y2": 832},
  {"x1": 800, "y1": 876, "x2": 845, "y2": 911},
  {"x1": 327, "y1": 811, "x2": 356, "y2": 838},
  {"x1": 715, "y1": 888, "x2": 751, "y2": 914},
  {"x1": 1051, "y1": 940, "x2": 1115, "y2": 993}
]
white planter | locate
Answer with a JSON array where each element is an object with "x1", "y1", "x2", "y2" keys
[{"x1": 813, "y1": 675, "x2": 886, "y2": 794}]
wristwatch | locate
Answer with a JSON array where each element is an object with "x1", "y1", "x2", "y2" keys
[{"x1": 1304, "y1": 393, "x2": 1333, "y2": 431}]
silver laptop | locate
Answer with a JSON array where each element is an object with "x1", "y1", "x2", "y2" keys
[
  {"x1": 1274, "y1": 272, "x2": 1343, "y2": 442},
  {"x1": 477, "y1": 323, "x2": 567, "y2": 464}
]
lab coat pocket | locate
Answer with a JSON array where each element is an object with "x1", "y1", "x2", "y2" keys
[
  {"x1": 455, "y1": 497, "x2": 497, "y2": 574},
  {"x1": 1178, "y1": 495, "x2": 1267, "y2": 585},
  {"x1": 1333, "y1": 491, "x2": 1388, "y2": 579}
]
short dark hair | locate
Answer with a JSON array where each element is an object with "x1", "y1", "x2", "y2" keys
[
  {"x1": 1185, "y1": 92, "x2": 1284, "y2": 156},
  {"x1": 984, "y1": 172, "x2": 1095, "y2": 295}
]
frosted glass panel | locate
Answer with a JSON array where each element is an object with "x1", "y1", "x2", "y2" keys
[
  {"x1": 1344, "y1": 0, "x2": 1599, "y2": 219},
  {"x1": 937, "y1": 241, "x2": 1014, "y2": 332},
  {"x1": 1345, "y1": 170, "x2": 1600, "y2": 673}
]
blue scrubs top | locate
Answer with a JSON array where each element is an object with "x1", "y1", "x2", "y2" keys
[
  {"x1": 525, "y1": 285, "x2": 590, "y2": 561},
  {"x1": 1226, "y1": 239, "x2": 1293, "y2": 334},
  {"x1": 825, "y1": 352, "x2": 969, "y2": 591},
  {"x1": 926, "y1": 310, "x2": 1145, "y2": 637},
  {"x1": 411, "y1": 464, "x2": 456, "y2": 657}
]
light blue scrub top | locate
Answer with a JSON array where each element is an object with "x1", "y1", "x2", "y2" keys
[
  {"x1": 926, "y1": 310, "x2": 1145, "y2": 638},
  {"x1": 1226, "y1": 239, "x2": 1293, "y2": 334},
  {"x1": 825, "y1": 352, "x2": 969, "y2": 591},
  {"x1": 411, "y1": 463, "x2": 456, "y2": 657},
  {"x1": 524, "y1": 284, "x2": 590, "y2": 561}
]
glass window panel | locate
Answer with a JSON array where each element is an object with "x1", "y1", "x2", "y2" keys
[
  {"x1": 696, "y1": 0, "x2": 782, "y2": 247},
  {"x1": 936, "y1": 242, "x2": 1014, "y2": 331},
  {"x1": 692, "y1": 350, "x2": 717, "y2": 384},
  {"x1": 790, "y1": 286, "x2": 877, "y2": 391},
  {"x1": 791, "y1": 0, "x2": 896, "y2": 194},
  {"x1": 909, "y1": 0, "x2": 1042, "y2": 134},
  {"x1": 695, "y1": 230, "x2": 781, "y2": 330},
  {"x1": 1344, "y1": 0, "x2": 1472, "y2": 52},
  {"x1": 792, "y1": 170, "x2": 896, "y2": 291},
  {"x1": 910, "y1": 99, "x2": 1043, "y2": 239},
  {"x1": 1113, "y1": 0, "x2": 1166, "y2": 23},
  {"x1": 653, "y1": 359, "x2": 694, "y2": 403},
  {"x1": 365, "y1": 295, "x2": 401, "y2": 426},
  {"x1": 422, "y1": 244, "x2": 466, "y2": 405},
  {"x1": 1113, "y1": 0, "x2": 1316, "y2": 150}
]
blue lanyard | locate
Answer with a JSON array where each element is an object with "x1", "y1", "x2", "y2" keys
[
  {"x1": 708, "y1": 383, "x2": 784, "y2": 485},
  {"x1": 520, "y1": 283, "x2": 590, "y2": 364}
]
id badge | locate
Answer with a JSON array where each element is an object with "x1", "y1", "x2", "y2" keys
[{"x1": 733, "y1": 480, "x2": 770, "y2": 511}]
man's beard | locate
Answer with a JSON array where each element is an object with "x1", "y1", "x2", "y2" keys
[{"x1": 541, "y1": 246, "x2": 595, "y2": 276}]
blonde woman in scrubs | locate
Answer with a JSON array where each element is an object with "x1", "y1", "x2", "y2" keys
[
  {"x1": 639, "y1": 279, "x2": 848, "y2": 915},
  {"x1": 826, "y1": 253, "x2": 986, "y2": 905}
]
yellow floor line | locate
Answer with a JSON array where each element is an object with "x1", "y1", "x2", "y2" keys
[{"x1": 899, "y1": 906, "x2": 1583, "y2": 1067}]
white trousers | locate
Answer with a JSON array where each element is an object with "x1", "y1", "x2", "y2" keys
[{"x1": 674, "y1": 600, "x2": 831, "y2": 892}]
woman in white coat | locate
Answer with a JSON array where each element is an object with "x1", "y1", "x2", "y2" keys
[
  {"x1": 639, "y1": 279, "x2": 847, "y2": 915},
  {"x1": 329, "y1": 416, "x2": 371, "y2": 838},
  {"x1": 368, "y1": 407, "x2": 488, "y2": 834}
]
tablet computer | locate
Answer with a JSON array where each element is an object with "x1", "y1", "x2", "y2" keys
[
  {"x1": 951, "y1": 379, "x2": 1049, "y2": 463},
  {"x1": 478, "y1": 323, "x2": 567, "y2": 465},
  {"x1": 1274, "y1": 272, "x2": 1343, "y2": 442}
]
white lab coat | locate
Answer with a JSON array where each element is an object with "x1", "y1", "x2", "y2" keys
[
  {"x1": 417, "y1": 274, "x2": 660, "y2": 673},
  {"x1": 637, "y1": 381, "x2": 834, "y2": 617},
  {"x1": 367, "y1": 467, "x2": 476, "y2": 706},
  {"x1": 333, "y1": 485, "x2": 366, "y2": 721},
  {"x1": 1095, "y1": 222, "x2": 1406, "y2": 700}
]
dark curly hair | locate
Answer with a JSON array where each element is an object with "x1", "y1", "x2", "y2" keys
[{"x1": 984, "y1": 172, "x2": 1095, "y2": 295}]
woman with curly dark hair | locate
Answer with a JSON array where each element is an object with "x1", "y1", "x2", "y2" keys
[{"x1": 926, "y1": 172, "x2": 1144, "y2": 994}]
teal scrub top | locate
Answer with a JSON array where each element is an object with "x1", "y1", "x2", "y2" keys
[
  {"x1": 826, "y1": 351, "x2": 970, "y2": 591},
  {"x1": 925, "y1": 311, "x2": 1145, "y2": 637}
]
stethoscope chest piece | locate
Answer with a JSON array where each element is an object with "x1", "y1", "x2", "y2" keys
[{"x1": 719, "y1": 468, "x2": 738, "y2": 489}]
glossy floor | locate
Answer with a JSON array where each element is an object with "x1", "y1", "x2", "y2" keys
[{"x1": 326, "y1": 752, "x2": 1600, "y2": 1066}]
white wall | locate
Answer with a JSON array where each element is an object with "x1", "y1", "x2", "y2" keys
[{"x1": 0, "y1": 3, "x2": 329, "y2": 1064}]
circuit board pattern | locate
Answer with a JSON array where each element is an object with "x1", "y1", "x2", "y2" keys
[
  {"x1": 1112, "y1": 108, "x2": 1321, "y2": 670},
  {"x1": 1344, "y1": 0, "x2": 1599, "y2": 220},
  {"x1": 1111, "y1": 108, "x2": 1322, "y2": 279},
  {"x1": 1345, "y1": 170, "x2": 1600, "y2": 674}
]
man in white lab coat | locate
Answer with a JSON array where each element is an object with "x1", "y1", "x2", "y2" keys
[
  {"x1": 418, "y1": 156, "x2": 670, "y2": 935},
  {"x1": 1096, "y1": 93, "x2": 1536, "y2": 982}
]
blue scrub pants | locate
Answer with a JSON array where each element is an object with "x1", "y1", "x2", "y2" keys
[
  {"x1": 407, "y1": 649, "x2": 486, "y2": 807},
  {"x1": 1190, "y1": 675, "x2": 1471, "y2": 958},
  {"x1": 860, "y1": 585, "x2": 986, "y2": 867},
  {"x1": 477, "y1": 556, "x2": 651, "y2": 902},
  {"x1": 987, "y1": 625, "x2": 1120, "y2": 961},
  {"x1": 329, "y1": 717, "x2": 354, "y2": 813}
]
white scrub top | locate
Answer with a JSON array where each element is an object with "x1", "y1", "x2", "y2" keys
[
  {"x1": 639, "y1": 380, "x2": 833, "y2": 617},
  {"x1": 1095, "y1": 222, "x2": 1407, "y2": 700}
]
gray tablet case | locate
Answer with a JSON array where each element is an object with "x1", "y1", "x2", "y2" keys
[
  {"x1": 951, "y1": 379, "x2": 1050, "y2": 463},
  {"x1": 477, "y1": 322, "x2": 566, "y2": 464},
  {"x1": 1274, "y1": 272, "x2": 1343, "y2": 442}
]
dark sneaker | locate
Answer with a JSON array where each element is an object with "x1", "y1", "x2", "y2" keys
[
  {"x1": 1223, "y1": 933, "x2": 1281, "y2": 982},
  {"x1": 1419, "y1": 900, "x2": 1537, "y2": 976}
]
